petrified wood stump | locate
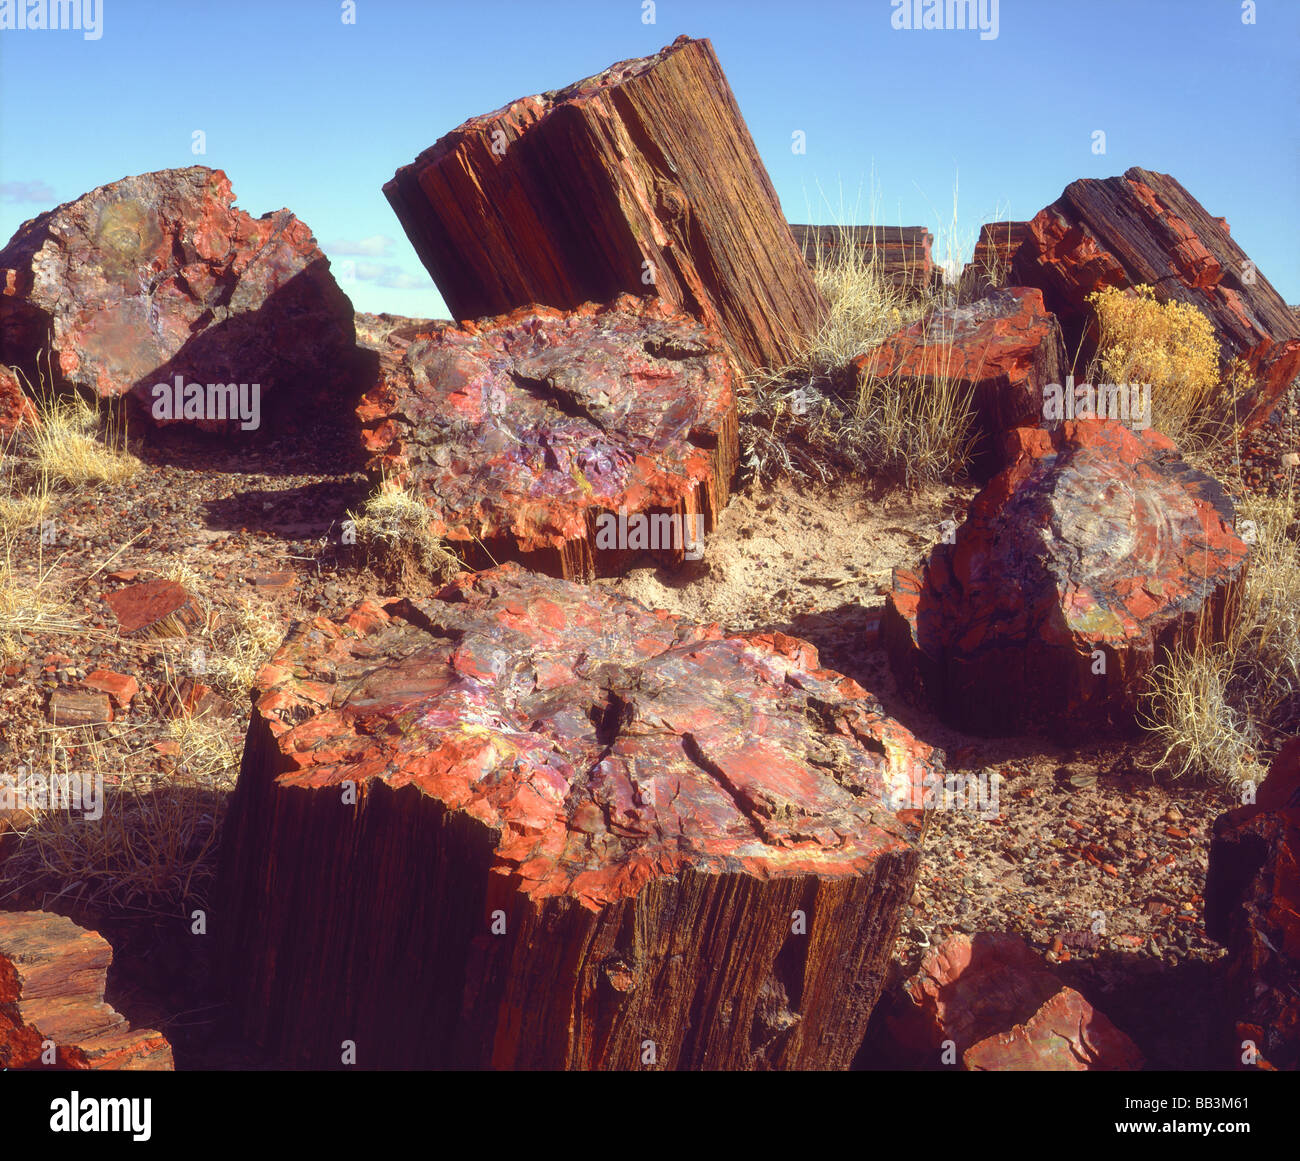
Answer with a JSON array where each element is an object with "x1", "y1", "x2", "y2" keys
[
  {"x1": 357, "y1": 294, "x2": 739, "y2": 580},
  {"x1": 958, "y1": 221, "x2": 1031, "y2": 300},
  {"x1": 217, "y1": 564, "x2": 940, "y2": 1069},
  {"x1": 0, "y1": 911, "x2": 174, "y2": 1070},
  {"x1": 383, "y1": 35, "x2": 826, "y2": 373},
  {"x1": 1011, "y1": 168, "x2": 1300, "y2": 430},
  {"x1": 884, "y1": 420, "x2": 1250, "y2": 738}
]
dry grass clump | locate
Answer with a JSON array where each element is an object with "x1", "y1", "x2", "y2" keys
[
  {"x1": 0, "y1": 549, "x2": 79, "y2": 641},
  {"x1": 1086, "y1": 284, "x2": 1235, "y2": 452},
  {"x1": 1142, "y1": 483, "x2": 1299, "y2": 785},
  {"x1": 346, "y1": 481, "x2": 463, "y2": 587},
  {"x1": 201, "y1": 602, "x2": 285, "y2": 697},
  {"x1": 744, "y1": 223, "x2": 976, "y2": 486},
  {"x1": 25, "y1": 389, "x2": 141, "y2": 488},
  {"x1": 1, "y1": 723, "x2": 237, "y2": 915}
]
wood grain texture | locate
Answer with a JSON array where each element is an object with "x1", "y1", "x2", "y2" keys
[
  {"x1": 384, "y1": 35, "x2": 826, "y2": 373},
  {"x1": 1012, "y1": 168, "x2": 1300, "y2": 430},
  {"x1": 790, "y1": 224, "x2": 940, "y2": 298},
  {"x1": 0, "y1": 911, "x2": 174, "y2": 1070}
]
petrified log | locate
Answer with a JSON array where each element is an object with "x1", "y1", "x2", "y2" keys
[
  {"x1": 865, "y1": 932, "x2": 1142, "y2": 1070},
  {"x1": 357, "y1": 294, "x2": 739, "y2": 580},
  {"x1": 1011, "y1": 168, "x2": 1300, "y2": 431},
  {"x1": 103, "y1": 579, "x2": 203, "y2": 638},
  {"x1": 884, "y1": 420, "x2": 1249, "y2": 738},
  {"x1": 217, "y1": 563, "x2": 941, "y2": 1069},
  {"x1": 1205, "y1": 739, "x2": 1300, "y2": 1070},
  {"x1": 852, "y1": 286, "x2": 1067, "y2": 477},
  {"x1": 0, "y1": 167, "x2": 357, "y2": 430},
  {"x1": 789, "y1": 225, "x2": 939, "y2": 298},
  {"x1": 958, "y1": 221, "x2": 1031, "y2": 300},
  {"x1": 383, "y1": 35, "x2": 825, "y2": 373},
  {"x1": 0, "y1": 910, "x2": 174, "y2": 1069}
]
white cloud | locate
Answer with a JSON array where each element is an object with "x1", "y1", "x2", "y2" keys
[
  {"x1": 334, "y1": 258, "x2": 427, "y2": 290},
  {"x1": 0, "y1": 181, "x2": 56, "y2": 203},
  {"x1": 322, "y1": 235, "x2": 395, "y2": 257}
]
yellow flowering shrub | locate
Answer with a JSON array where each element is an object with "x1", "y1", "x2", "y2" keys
[{"x1": 1086, "y1": 284, "x2": 1228, "y2": 449}]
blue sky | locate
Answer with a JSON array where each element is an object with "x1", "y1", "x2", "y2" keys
[{"x1": 2, "y1": 0, "x2": 1296, "y2": 318}]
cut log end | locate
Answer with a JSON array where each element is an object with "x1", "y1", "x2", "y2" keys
[
  {"x1": 357, "y1": 294, "x2": 740, "y2": 581},
  {"x1": 217, "y1": 564, "x2": 942, "y2": 1069}
]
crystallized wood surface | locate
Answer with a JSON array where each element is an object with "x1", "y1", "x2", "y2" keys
[
  {"x1": 357, "y1": 294, "x2": 739, "y2": 580},
  {"x1": 217, "y1": 564, "x2": 942, "y2": 1069},
  {"x1": 0, "y1": 166, "x2": 356, "y2": 430},
  {"x1": 885, "y1": 420, "x2": 1250, "y2": 738}
]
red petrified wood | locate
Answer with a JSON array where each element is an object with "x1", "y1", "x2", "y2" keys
[
  {"x1": 0, "y1": 167, "x2": 357, "y2": 430},
  {"x1": 383, "y1": 35, "x2": 826, "y2": 373},
  {"x1": 868, "y1": 932, "x2": 1143, "y2": 1070},
  {"x1": 0, "y1": 365, "x2": 36, "y2": 433},
  {"x1": 1011, "y1": 168, "x2": 1300, "y2": 431},
  {"x1": 852, "y1": 286, "x2": 1068, "y2": 476},
  {"x1": 217, "y1": 563, "x2": 942, "y2": 1069},
  {"x1": 104, "y1": 579, "x2": 204, "y2": 638},
  {"x1": 1205, "y1": 739, "x2": 1300, "y2": 1071},
  {"x1": 884, "y1": 420, "x2": 1249, "y2": 738},
  {"x1": 357, "y1": 294, "x2": 739, "y2": 580},
  {"x1": 0, "y1": 910, "x2": 174, "y2": 1069}
]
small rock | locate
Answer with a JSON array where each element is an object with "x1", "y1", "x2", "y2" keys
[
  {"x1": 81, "y1": 669, "x2": 139, "y2": 710},
  {"x1": 246, "y1": 570, "x2": 297, "y2": 590},
  {"x1": 48, "y1": 689, "x2": 112, "y2": 727}
]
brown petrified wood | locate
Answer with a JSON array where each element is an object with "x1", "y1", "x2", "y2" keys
[
  {"x1": 48, "y1": 689, "x2": 113, "y2": 727},
  {"x1": 852, "y1": 286, "x2": 1067, "y2": 477},
  {"x1": 217, "y1": 563, "x2": 942, "y2": 1069},
  {"x1": 789, "y1": 225, "x2": 939, "y2": 298},
  {"x1": 383, "y1": 35, "x2": 825, "y2": 373},
  {"x1": 356, "y1": 294, "x2": 739, "y2": 580},
  {"x1": 1011, "y1": 168, "x2": 1300, "y2": 431},
  {"x1": 0, "y1": 910, "x2": 174, "y2": 1069},
  {"x1": 1205, "y1": 739, "x2": 1300, "y2": 1070},
  {"x1": 883, "y1": 420, "x2": 1250, "y2": 738}
]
